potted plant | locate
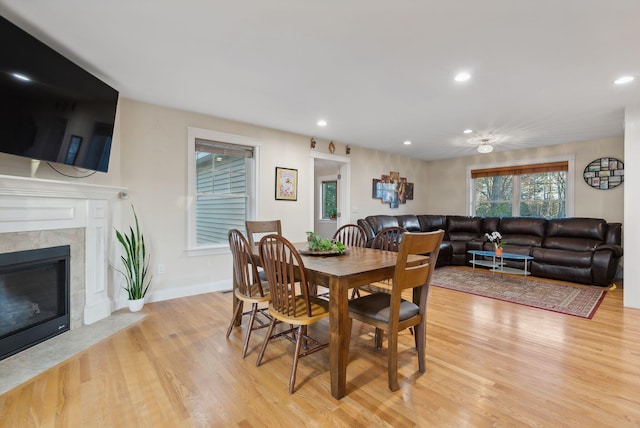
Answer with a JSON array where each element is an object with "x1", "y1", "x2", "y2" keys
[
  {"x1": 485, "y1": 231, "x2": 505, "y2": 256},
  {"x1": 115, "y1": 206, "x2": 151, "y2": 311}
]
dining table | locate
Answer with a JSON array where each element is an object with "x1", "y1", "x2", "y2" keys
[{"x1": 244, "y1": 242, "x2": 427, "y2": 400}]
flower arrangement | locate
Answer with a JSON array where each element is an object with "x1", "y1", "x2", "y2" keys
[{"x1": 485, "y1": 231, "x2": 505, "y2": 249}]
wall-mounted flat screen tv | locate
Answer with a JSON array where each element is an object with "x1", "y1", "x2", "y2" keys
[{"x1": 0, "y1": 15, "x2": 119, "y2": 173}]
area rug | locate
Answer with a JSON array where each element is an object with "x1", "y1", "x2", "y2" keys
[{"x1": 431, "y1": 267, "x2": 606, "y2": 319}]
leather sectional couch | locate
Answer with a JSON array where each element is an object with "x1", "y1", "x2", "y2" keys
[{"x1": 357, "y1": 214, "x2": 623, "y2": 286}]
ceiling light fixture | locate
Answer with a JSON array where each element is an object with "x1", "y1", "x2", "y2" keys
[
  {"x1": 403, "y1": 140, "x2": 412, "y2": 145},
  {"x1": 477, "y1": 138, "x2": 493, "y2": 153},
  {"x1": 463, "y1": 129, "x2": 473, "y2": 134},
  {"x1": 454, "y1": 72, "x2": 471, "y2": 82},
  {"x1": 317, "y1": 119, "x2": 327, "y2": 127},
  {"x1": 614, "y1": 75, "x2": 635, "y2": 85}
]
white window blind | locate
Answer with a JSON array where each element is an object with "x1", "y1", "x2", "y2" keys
[{"x1": 195, "y1": 138, "x2": 253, "y2": 245}]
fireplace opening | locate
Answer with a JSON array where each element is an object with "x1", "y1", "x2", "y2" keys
[{"x1": 0, "y1": 245, "x2": 70, "y2": 360}]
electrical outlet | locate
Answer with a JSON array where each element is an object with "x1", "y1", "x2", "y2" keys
[{"x1": 157, "y1": 264, "x2": 165, "y2": 274}]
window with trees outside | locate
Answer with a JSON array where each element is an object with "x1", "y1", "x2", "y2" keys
[
  {"x1": 472, "y1": 161, "x2": 568, "y2": 218},
  {"x1": 322, "y1": 180, "x2": 337, "y2": 219}
]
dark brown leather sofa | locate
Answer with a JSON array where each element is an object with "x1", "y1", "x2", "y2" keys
[{"x1": 357, "y1": 214, "x2": 623, "y2": 286}]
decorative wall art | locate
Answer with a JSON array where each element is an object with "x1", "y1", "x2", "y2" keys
[
  {"x1": 275, "y1": 167, "x2": 298, "y2": 201},
  {"x1": 372, "y1": 171, "x2": 414, "y2": 208},
  {"x1": 583, "y1": 157, "x2": 624, "y2": 190}
]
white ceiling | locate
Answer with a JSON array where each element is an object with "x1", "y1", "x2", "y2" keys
[{"x1": 2, "y1": 0, "x2": 639, "y2": 161}]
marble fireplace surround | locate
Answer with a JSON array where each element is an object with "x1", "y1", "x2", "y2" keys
[{"x1": 0, "y1": 174, "x2": 125, "y2": 329}]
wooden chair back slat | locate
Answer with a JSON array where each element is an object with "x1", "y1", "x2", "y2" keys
[
  {"x1": 259, "y1": 234, "x2": 312, "y2": 318},
  {"x1": 371, "y1": 226, "x2": 407, "y2": 252},
  {"x1": 228, "y1": 229, "x2": 265, "y2": 298},
  {"x1": 333, "y1": 224, "x2": 367, "y2": 248},
  {"x1": 245, "y1": 220, "x2": 282, "y2": 247}
]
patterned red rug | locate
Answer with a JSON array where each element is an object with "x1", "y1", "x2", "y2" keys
[{"x1": 431, "y1": 266, "x2": 607, "y2": 319}]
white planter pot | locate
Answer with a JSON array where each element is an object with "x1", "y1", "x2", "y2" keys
[{"x1": 128, "y1": 297, "x2": 145, "y2": 312}]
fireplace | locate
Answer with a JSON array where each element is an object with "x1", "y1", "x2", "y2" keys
[
  {"x1": 0, "y1": 174, "x2": 124, "y2": 359},
  {"x1": 0, "y1": 245, "x2": 70, "y2": 360}
]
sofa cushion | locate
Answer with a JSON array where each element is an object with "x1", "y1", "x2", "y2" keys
[
  {"x1": 498, "y1": 217, "x2": 546, "y2": 247},
  {"x1": 481, "y1": 217, "x2": 500, "y2": 234},
  {"x1": 544, "y1": 218, "x2": 606, "y2": 251},
  {"x1": 364, "y1": 215, "x2": 399, "y2": 235},
  {"x1": 531, "y1": 247, "x2": 594, "y2": 268},
  {"x1": 499, "y1": 217, "x2": 546, "y2": 237},
  {"x1": 396, "y1": 215, "x2": 421, "y2": 232},
  {"x1": 546, "y1": 218, "x2": 606, "y2": 241},
  {"x1": 447, "y1": 216, "x2": 483, "y2": 241},
  {"x1": 417, "y1": 215, "x2": 447, "y2": 232}
]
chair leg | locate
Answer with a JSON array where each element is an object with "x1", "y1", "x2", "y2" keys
[
  {"x1": 226, "y1": 301, "x2": 243, "y2": 338},
  {"x1": 256, "y1": 318, "x2": 277, "y2": 367},
  {"x1": 415, "y1": 322, "x2": 426, "y2": 373},
  {"x1": 387, "y1": 327, "x2": 400, "y2": 391},
  {"x1": 350, "y1": 287, "x2": 360, "y2": 299},
  {"x1": 374, "y1": 328, "x2": 383, "y2": 349},
  {"x1": 289, "y1": 325, "x2": 304, "y2": 394},
  {"x1": 241, "y1": 303, "x2": 258, "y2": 358}
]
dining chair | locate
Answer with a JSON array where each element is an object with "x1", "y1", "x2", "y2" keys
[
  {"x1": 332, "y1": 224, "x2": 367, "y2": 298},
  {"x1": 354, "y1": 226, "x2": 408, "y2": 298},
  {"x1": 245, "y1": 220, "x2": 282, "y2": 247},
  {"x1": 245, "y1": 220, "x2": 282, "y2": 282},
  {"x1": 333, "y1": 224, "x2": 367, "y2": 248},
  {"x1": 347, "y1": 230, "x2": 444, "y2": 392},
  {"x1": 371, "y1": 226, "x2": 407, "y2": 252},
  {"x1": 226, "y1": 229, "x2": 272, "y2": 358},
  {"x1": 256, "y1": 234, "x2": 330, "y2": 394}
]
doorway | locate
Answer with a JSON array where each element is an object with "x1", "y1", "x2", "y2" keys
[{"x1": 310, "y1": 152, "x2": 351, "y2": 239}]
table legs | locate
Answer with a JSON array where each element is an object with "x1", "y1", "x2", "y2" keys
[{"x1": 329, "y1": 276, "x2": 350, "y2": 399}]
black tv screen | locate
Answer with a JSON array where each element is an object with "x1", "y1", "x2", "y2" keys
[{"x1": 0, "y1": 15, "x2": 118, "y2": 172}]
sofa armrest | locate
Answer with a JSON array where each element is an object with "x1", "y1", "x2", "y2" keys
[{"x1": 595, "y1": 243, "x2": 623, "y2": 258}]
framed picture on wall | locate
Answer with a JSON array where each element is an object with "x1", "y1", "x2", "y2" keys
[{"x1": 275, "y1": 167, "x2": 298, "y2": 201}]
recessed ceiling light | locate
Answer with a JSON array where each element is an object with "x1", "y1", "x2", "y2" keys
[
  {"x1": 614, "y1": 76, "x2": 634, "y2": 85},
  {"x1": 463, "y1": 129, "x2": 473, "y2": 134},
  {"x1": 12, "y1": 72, "x2": 31, "y2": 82},
  {"x1": 454, "y1": 72, "x2": 471, "y2": 82},
  {"x1": 317, "y1": 119, "x2": 327, "y2": 127},
  {"x1": 403, "y1": 140, "x2": 412, "y2": 145}
]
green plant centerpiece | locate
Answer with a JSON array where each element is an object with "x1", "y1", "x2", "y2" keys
[
  {"x1": 306, "y1": 232, "x2": 346, "y2": 254},
  {"x1": 115, "y1": 206, "x2": 151, "y2": 304}
]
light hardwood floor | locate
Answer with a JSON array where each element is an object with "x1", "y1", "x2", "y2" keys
[{"x1": 1, "y1": 269, "x2": 639, "y2": 427}]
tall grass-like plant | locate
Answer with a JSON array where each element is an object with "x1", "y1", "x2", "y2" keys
[{"x1": 115, "y1": 206, "x2": 151, "y2": 300}]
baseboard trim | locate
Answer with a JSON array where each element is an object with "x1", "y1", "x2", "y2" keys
[{"x1": 114, "y1": 278, "x2": 232, "y2": 310}]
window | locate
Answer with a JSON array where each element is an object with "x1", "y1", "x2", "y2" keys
[
  {"x1": 187, "y1": 128, "x2": 257, "y2": 253},
  {"x1": 472, "y1": 161, "x2": 569, "y2": 218},
  {"x1": 322, "y1": 180, "x2": 337, "y2": 219}
]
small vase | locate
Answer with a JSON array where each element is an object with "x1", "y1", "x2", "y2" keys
[
  {"x1": 128, "y1": 297, "x2": 145, "y2": 312},
  {"x1": 495, "y1": 247, "x2": 503, "y2": 257}
]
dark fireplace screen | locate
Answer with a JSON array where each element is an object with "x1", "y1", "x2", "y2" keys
[{"x1": 0, "y1": 245, "x2": 70, "y2": 360}]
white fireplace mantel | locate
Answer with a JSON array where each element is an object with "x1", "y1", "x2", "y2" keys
[{"x1": 0, "y1": 174, "x2": 126, "y2": 325}]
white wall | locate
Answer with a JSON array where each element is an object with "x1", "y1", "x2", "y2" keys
[
  {"x1": 348, "y1": 148, "x2": 430, "y2": 221},
  {"x1": 624, "y1": 106, "x2": 639, "y2": 308}
]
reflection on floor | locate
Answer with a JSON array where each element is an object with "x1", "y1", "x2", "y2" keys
[{"x1": 0, "y1": 311, "x2": 146, "y2": 395}]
